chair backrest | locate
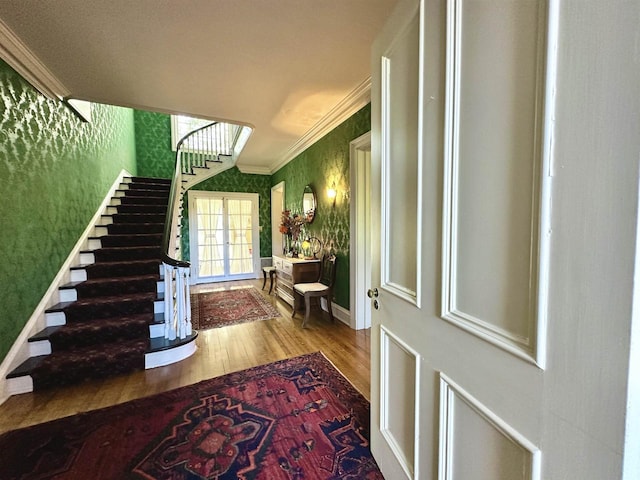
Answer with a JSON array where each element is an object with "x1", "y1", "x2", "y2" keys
[{"x1": 318, "y1": 254, "x2": 337, "y2": 288}]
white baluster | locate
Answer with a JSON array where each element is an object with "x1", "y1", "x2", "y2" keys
[
  {"x1": 164, "y1": 264, "x2": 176, "y2": 340},
  {"x1": 184, "y1": 268, "x2": 192, "y2": 336},
  {"x1": 176, "y1": 268, "x2": 184, "y2": 339}
]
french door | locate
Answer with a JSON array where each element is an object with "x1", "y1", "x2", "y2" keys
[{"x1": 188, "y1": 191, "x2": 260, "y2": 283}]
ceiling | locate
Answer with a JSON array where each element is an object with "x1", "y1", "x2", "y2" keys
[{"x1": 0, "y1": 0, "x2": 399, "y2": 173}]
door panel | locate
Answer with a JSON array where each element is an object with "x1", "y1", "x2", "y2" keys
[
  {"x1": 442, "y1": 0, "x2": 549, "y2": 364},
  {"x1": 439, "y1": 374, "x2": 540, "y2": 480},
  {"x1": 379, "y1": 326, "x2": 421, "y2": 478},
  {"x1": 381, "y1": 11, "x2": 421, "y2": 303}
]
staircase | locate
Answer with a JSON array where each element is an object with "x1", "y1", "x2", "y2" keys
[
  {"x1": 4, "y1": 121, "x2": 252, "y2": 395},
  {"x1": 6, "y1": 177, "x2": 196, "y2": 391}
]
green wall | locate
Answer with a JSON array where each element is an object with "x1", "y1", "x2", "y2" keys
[
  {"x1": 133, "y1": 110, "x2": 175, "y2": 179},
  {"x1": 133, "y1": 110, "x2": 272, "y2": 257},
  {"x1": 0, "y1": 60, "x2": 137, "y2": 363},
  {"x1": 271, "y1": 104, "x2": 371, "y2": 309}
]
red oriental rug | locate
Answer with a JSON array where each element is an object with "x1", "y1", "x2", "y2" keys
[
  {"x1": 0, "y1": 352, "x2": 382, "y2": 479},
  {"x1": 191, "y1": 287, "x2": 281, "y2": 330}
]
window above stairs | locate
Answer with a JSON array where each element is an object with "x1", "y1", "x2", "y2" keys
[{"x1": 170, "y1": 115, "x2": 252, "y2": 159}]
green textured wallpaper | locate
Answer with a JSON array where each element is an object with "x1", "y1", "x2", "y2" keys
[
  {"x1": 133, "y1": 110, "x2": 272, "y2": 257},
  {"x1": 271, "y1": 104, "x2": 371, "y2": 309},
  {"x1": 134, "y1": 110, "x2": 175, "y2": 179},
  {"x1": 0, "y1": 60, "x2": 137, "y2": 363}
]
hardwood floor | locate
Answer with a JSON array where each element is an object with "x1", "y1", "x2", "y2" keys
[{"x1": 0, "y1": 279, "x2": 371, "y2": 435}]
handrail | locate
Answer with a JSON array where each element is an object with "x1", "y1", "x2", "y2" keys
[
  {"x1": 160, "y1": 121, "x2": 219, "y2": 267},
  {"x1": 160, "y1": 167, "x2": 191, "y2": 267}
]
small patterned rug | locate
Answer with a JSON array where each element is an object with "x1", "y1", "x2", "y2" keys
[
  {"x1": 191, "y1": 287, "x2": 281, "y2": 330},
  {"x1": 0, "y1": 352, "x2": 383, "y2": 479}
]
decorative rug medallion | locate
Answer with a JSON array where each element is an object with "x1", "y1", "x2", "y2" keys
[
  {"x1": 0, "y1": 352, "x2": 382, "y2": 479},
  {"x1": 191, "y1": 287, "x2": 282, "y2": 330},
  {"x1": 134, "y1": 395, "x2": 275, "y2": 478}
]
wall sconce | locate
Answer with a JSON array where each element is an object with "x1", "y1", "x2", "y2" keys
[{"x1": 327, "y1": 183, "x2": 337, "y2": 207}]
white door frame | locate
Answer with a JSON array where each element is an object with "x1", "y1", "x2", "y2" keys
[
  {"x1": 271, "y1": 181, "x2": 285, "y2": 257},
  {"x1": 350, "y1": 131, "x2": 372, "y2": 330},
  {"x1": 188, "y1": 190, "x2": 260, "y2": 283}
]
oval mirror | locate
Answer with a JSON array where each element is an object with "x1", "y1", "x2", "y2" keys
[{"x1": 302, "y1": 185, "x2": 317, "y2": 224}]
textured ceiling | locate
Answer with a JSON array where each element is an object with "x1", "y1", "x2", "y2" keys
[{"x1": 0, "y1": 0, "x2": 399, "y2": 172}]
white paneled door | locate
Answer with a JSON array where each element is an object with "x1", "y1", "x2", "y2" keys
[
  {"x1": 370, "y1": 0, "x2": 637, "y2": 479},
  {"x1": 188, "y1": 191, "x2": 260, "y2": 283}
]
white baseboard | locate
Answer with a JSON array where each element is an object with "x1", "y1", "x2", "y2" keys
[
  {"x1": 0, "y1": 169, "x2": 131, "y2": 406},
  {"x1": 145, "y1": 342, "x2": 197, "y2": 369},
  {"x1": 320, "y1": 298, "x2": 351, "y2": 326}
]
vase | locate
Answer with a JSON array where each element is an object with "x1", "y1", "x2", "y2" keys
[{"x1": 284, "y1": 234, "x2": 293, "y2": 256}]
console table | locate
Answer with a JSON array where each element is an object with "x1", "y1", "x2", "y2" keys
[{"x1": 273, "y1": 255, "x2": 321, "y2": 307}]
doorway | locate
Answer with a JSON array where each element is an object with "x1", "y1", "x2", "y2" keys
[
  {"x1": 188, "y1": 191, "x2": 260, "y2": 283},
  {"x1": 350, "y1": 132, "x2": 372, "y2": 330}
]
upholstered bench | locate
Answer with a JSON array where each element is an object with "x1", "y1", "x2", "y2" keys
[{"x1": 262, "y1": 266, "x2": 276, "y2": 294}]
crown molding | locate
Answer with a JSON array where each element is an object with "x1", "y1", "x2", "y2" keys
[
  {"x1": 269, "y1": 77, "x2": 371, "y2": 174},
  {"x1": 0, "y1": 18, "x2": 69, "y2": 99},
  {"x1": 236, "y1": 164, "x2": 271, "y2": 175}
]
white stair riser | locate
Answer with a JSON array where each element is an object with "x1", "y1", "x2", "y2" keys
[
  {"x1": 70, "y1": 269, "x2": 87, "y2": 282},
  {"x1": 80, "y1": 252, "x2": 95, "y2": 264},
  {"x1": 59, "y1": 289, "x2": 77, "y2": 302},
  {"x1": 113, "y1": 187, "x2": 130, "y2": 197},
  {"x1": 94, "y1": 226, "x2": 108, "y2": 237},
  {"x1": 154, "y1": 300, "x2": 164, "y2": 314},
  {"x1": 46, "y1": 312, "x2": 66, "y2": 327},
  {"x1": 87, "y1": 238, "x2": 101, "y2": 250},
  {"x1": 149, "y1": 323, "x2": 164, "y2": 338},
  {"x1": 6, "y1": 376, "x2": 33, "y2": 395},
  {"x1": 29, "y1": 340, "x2": 51, "y2": 356}
]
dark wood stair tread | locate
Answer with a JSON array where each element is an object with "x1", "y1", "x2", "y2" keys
[
  {"x1": 149, "y1": 332, "x2": 198, "y2": 353},
  {"x1": 46, "y1": 293, "x2": 162, "y2": 315},
  {"x1": 71, "y1": 258, "x2": 162, "y2": 269},
  {"x1": 6, "y1": 356, "x2": 46, "y2": 378},
  {"x1": 60, "y1": 274, "x2": 160, "y2": 290}
]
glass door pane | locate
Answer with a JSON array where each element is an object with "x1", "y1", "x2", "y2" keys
[
  {"x1": 226, "y1": 198, "x2": 253, "y2": 275},
  {"x1": 196, "y1": 197, "x2": 225, "y2": 277}
]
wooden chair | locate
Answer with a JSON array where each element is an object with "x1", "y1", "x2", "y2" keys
[{"x1": 292, "y1": 254, "x2": 337, "y2": 328}]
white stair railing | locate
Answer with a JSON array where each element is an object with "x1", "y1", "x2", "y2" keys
[{"x1": 161, "y1": 121, "x2": 240, "y2": 340}]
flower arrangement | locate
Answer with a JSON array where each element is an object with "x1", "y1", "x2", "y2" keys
[{"x1": 279, "y1": 210, "x2": 307, "y2": 242}]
